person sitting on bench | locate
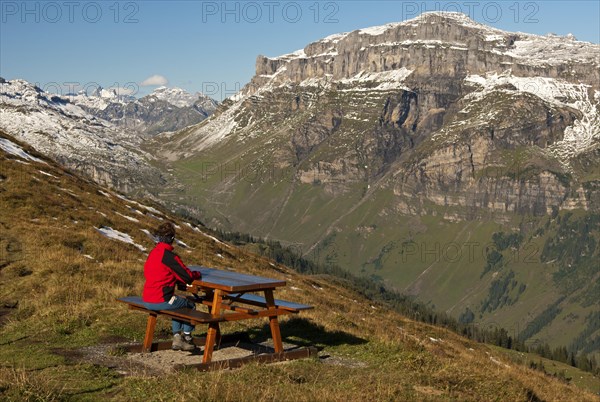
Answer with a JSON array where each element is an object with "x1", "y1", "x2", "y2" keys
[{"x1": 142, "y1": 222, "x2": 201, "y2": 351}]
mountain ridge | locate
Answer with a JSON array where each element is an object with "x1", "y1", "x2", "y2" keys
[
  {"x1": 161, "y1": 12, "x2": 598, "y2": 160},
  {"x1": 248, "y1": 11, "x2": 598, "y2": 93}
]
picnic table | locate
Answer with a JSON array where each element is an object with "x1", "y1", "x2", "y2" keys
[
  {"x1": 189, "y1": 266, "x2": 301, "y2": 363},
  {"x1": 118, "y1": 265, "x2": 314, "y2": 370}
]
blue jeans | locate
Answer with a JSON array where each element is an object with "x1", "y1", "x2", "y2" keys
[{"x1": 143, "y1": 296, "x2": 195, "y2": 334}]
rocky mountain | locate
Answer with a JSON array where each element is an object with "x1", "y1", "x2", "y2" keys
[
  {"x1": 0, "y1": 78, "x2": 164, "y2": 192},
  {"x1": 149, "y1": 12, "x2": 600, "y2": 356},
  {"x1": 74, "y1": 86, "x2": 218, "y2": 136},
  {"x1": 0, "y1": 79, "x2": 218, "y2": 192}
]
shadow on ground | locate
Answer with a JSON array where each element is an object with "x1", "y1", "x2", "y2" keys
[{"x1": 245, "y1": 317, "x2": 367, "y2": 350}]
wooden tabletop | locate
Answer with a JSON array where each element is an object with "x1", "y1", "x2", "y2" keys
[{"x1": 189, "y1": 266, "x2": 286, "y2": 292}]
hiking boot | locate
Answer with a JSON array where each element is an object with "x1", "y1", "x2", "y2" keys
[
  {"x1": 172, "y1": 333, "x2": 195, "y2": 351},
  {"x1": 181, "y1": 333, "x2": 196, "y2": 351}
]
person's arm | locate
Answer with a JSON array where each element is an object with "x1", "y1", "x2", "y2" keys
[{"x1": 162, "y1": 250, "x2": 201, "y2": 284}]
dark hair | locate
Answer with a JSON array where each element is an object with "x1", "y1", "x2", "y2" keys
[{"x1": 155, "y1": 222, "x2": 176, "y2": 244}]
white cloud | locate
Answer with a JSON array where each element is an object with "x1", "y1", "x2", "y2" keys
[{"x1": 140, "y1": 74, "x2": 168, "y2": 86}]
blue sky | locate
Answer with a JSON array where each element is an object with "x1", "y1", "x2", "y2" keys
[{"x1": 1, "y1": 1, "x2": 599, "y2": 100}]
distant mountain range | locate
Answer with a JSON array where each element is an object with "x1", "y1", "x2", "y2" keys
[
  {"x1": 73, "y1": 85, "x2": 218, "y2": 136},
  {"x1": 0, "y1": 78, "x2": 217, "y2": 191}
]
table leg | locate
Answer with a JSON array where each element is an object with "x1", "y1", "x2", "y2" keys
[
  {"x1": 216, "y1": 325, "x2": 222, "y2": 348},
  {"x1": 203, "y1": 289, "x2": 223, "y2": 363},
  {"x1": 264, "y1": 289, "x2": 283, "y2": 353},
  {"x1": 203, "y1": 290, "x2": 214, "y2": 312},
  {"x1": 142, "y1": 313, "x2": 157, "y2": 353}
]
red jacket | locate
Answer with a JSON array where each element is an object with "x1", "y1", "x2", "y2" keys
[{"x1": 142, "y1": 242, "x2": 200, "y2": 303}]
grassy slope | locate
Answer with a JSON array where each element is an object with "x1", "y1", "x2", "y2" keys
[
  {"x1": 491, "y1": 346, "x2": 600, "y2": 394},
  {"x1": 1, "y1": 131, "x2": 598, "y2": 401}
]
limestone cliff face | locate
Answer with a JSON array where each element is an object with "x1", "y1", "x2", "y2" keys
[
  {"x1": 390, "y1": 86, "x2": 589, "y2": 216},
  {"x1": 251, "y1": 13, "x2": 599, "y2": 93}
]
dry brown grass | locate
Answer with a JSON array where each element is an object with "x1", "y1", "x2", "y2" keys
[{"x1": 1, "y1": 131, "x2": 598, "y2": 401}]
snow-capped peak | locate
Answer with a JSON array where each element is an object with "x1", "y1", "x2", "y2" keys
[
  {"x1": 269, "y1": 11, "x2": 598, "y2": 67},
  {"x1": 147, "y1": 86, "x2": 210, "y2": 108}
]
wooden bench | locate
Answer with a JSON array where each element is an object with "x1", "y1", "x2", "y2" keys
[
  {"x1": 118, "y1": 294, "x2": 313, "y2": 354},
  {"x1": 186, "y1": 292, "x2": 313, "y2": 314},
  {"x1": 223, "y1": 293, "x2": 314, "y2": 312},
  {"x1": 117, "y1": 296, "x2": 225, "y2": 352}
]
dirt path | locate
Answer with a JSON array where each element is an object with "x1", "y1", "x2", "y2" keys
[{"x1": 73, "y1": 338, "x2": 324, "y2": 376}]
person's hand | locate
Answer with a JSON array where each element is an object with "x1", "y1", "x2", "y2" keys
[{"x1": 192, "y1": 271, "x2": 202, "y2": 280}]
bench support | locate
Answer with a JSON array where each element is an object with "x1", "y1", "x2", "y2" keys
[
  {"x1": 143, "y1": 313, "x2": 158, "y2": 353},
  {"x1": 203, "y1": 289, "x2": 223, "y2": 363},
  {"x1": 265, "y1": 289, "x2": 284, "y2": 353}
]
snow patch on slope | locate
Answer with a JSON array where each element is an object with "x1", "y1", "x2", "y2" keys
[
  {"x1": 255, "y1": 68, "x2": 414, "y2": 95},
  {"x1": 359, "y1": 23, "x2": 401, "y2": 36},
  {"x1": 505, "y1": 36, "x2": 599, "y2": 66},
  {"x1": 464, "y1": 72, "x2": 600, "y2": 164},
  {"x1": 181, "y1": 101, "x2": 241, "y2": 152},
  {"x1": 320, "y1": 32, "x2": 349, "y2": 44},
  {"x1": 272, "y1": 48, "x2": 307, "y2": 60},
  {"x1": 338, "y1": 68, "x2": 414, "y2": 91},
  {"x1": 116, "y1": 212, "x2": 140, "y2": 223},
  {"x1": 552, "y1": 89, "x2": 600, "y2": 162},
  {"x1": 0, "y1": 137, "x2": 46, "y2": 164},
  {"x1": 95, "y1": 227, "x2": 146, "y2": 251}
]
